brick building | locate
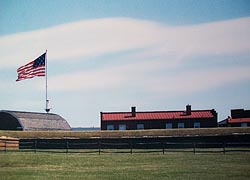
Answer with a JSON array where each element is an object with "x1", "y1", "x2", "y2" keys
[
  {"x1": 219, "y1": 109, "x2": 250, "y2": 127},
  {"x1": 101, "y1": 105, "x2": 218, "y2": 130}
]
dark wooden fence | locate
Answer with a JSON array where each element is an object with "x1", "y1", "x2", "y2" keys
[{"x1": 1, "y1": 134, "x2": 250, "y2": 154}]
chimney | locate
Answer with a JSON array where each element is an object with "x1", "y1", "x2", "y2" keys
[
  {"x1": 131, "y1": 106, "x2": 136, "y2": 117},
  {"x1": 186, "y1": 104, "x2": 191, "y2": 115}
]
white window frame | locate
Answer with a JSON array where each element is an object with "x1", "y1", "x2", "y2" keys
[
  {"x1": 194, "y1": 122, "x2": 201, "y2": 128},
  {"x1": 137, "y1": 124, "x2": 144, "y2": 130},
  {"x1": 119, "y1": 124, "x2": 126, "y2": 130},
  {"x1": 107, "y1": 125, "x2": 114, "y2": 130},
  {"x1": 166, "y1": 123, "x2": 172, "y2": 129},
  {"x1": 178, "y1": 123, "x2": 185, "y2": 128}
]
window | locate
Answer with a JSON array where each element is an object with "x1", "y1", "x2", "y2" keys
[
  {"x1": 107, "y1": 125, "x2": 114, "y2": 130},
  {"x1": 119, "y1": 124, "x2": 126, "y2": 130},
  {"x1": 166, "y1": 123, "x2": 172, "y2": 129},
  {"x1": 194, "y1": 122, "x2": 200, "y2": 128},
  {"x1": 178, "y1": 123, "x2": 184, "y2": 128},
  {"x1": 137, "y1": 124, "x2": 144, "y2": 130},
  {"x1": 241, "y1": 123, "x2": 247, "y2": 127}
]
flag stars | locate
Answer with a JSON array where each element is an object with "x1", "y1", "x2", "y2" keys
[{"x1": 33, "y1": 53, "x2": 46, "y2": 68}]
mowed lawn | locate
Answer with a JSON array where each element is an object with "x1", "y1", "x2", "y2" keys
[{"x1": 1, "y1": 152, "x2": 250, "y2": 180}]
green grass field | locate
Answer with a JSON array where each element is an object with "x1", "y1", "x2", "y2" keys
[{"x1": 1, "y1": 152, "x2": 250, "y2": 180}]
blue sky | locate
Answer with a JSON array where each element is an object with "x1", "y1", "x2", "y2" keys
[{"x1": 0, "y1": 0, "x2": 250, "y2": 127}]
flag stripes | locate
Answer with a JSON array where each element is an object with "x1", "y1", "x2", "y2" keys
[{"x1": 16, "y1": 53, "x2": 46, "y2": 81}]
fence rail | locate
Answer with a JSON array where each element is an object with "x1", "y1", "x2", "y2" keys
[
  {"x1": 0, "y1": 138, "x2": 19, "y2": 152},
  {"x1": 1, "y1": 139, "x2": 250, "y2": 154}
]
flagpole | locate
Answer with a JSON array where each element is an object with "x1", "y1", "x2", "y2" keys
[{"x1": 45, "y1": 50, "x2": 50, "y2": 113}]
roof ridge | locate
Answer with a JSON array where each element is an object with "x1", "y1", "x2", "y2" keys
[
  {"x1": 102, "y1": 109, "x2": 213, "y2": 114},
  {"x1": 1, "y1": 110, "x2": 57, "y2": 115},
  {"x1": 101, "y1": 109, "x2": 215, "y2": 121}
]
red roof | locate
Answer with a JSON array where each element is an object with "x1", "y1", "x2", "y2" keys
[
  {"x1": 228, "y1": 117, "x2": 250, "y2": 123},
  {"x1": 101, "y1": 110, "x2": 215, "y2": 121}
]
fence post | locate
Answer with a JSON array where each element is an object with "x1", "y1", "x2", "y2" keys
[
  {"x1": 4, "y1": 140, "x2": 7, "y2": 153},
  {"x1": 223, "y1": 142, "x2": 225, "y2": 154},
  {"x1": 130, "y1": 141, "x2": 133, "y2": 154},
  {"x1": 193, "y1": 142, "x2": 196, "y2": 154},
  {"x1": 66, "y1": 140, "x2": 69, "y2": 154},
  {"x1": 162, "y1": 142, "x2": 165, "y2": 155},
  {"x1": 98, "y1": 141, "x2": 101, "y2": 155},
  {"x1": 34, "y1": 140, "x2": 37, "y2": 153}
]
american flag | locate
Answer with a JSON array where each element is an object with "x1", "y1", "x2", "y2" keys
[{"x1": 16, "y1": 53, "x2": 46, "y2": 81}]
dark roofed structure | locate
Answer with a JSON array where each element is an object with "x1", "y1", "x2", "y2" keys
[
  {"x1": 0, "y1": 110, "x2": 71, "y2": 131},
  {"x1": 101, "y1": 105, "x2": 218, "y2": 130},
  {"x1": 219, "y1": 109, "x2": 250, "y2": 127}
]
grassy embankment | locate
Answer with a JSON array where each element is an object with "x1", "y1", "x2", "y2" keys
[
  {"x1": 0, "y1": 127, "x2": 250, "y2": 139},
  {"x1": 1, "y1": 151, "x2": 250, "y2": 180}
]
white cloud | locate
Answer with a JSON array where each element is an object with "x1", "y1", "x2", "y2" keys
[
  {"x1": 46, "y1": 59, "x2": 250, "y2": 94},
  {"x1": 0, "y1": 18, "x2": 164, "y2": 68},
  {"x1": 147, "y1": 67, "x2": 250, "y2": 94},
  {"x1": 1, "y1": 17, "x2": 250, "y2": 95},
  {"x1": 0, "y1": 17, "x2": 249, "y2": 69},
  {"x1": 45, "y1": 57, "x2": 182, "y2": 92}
]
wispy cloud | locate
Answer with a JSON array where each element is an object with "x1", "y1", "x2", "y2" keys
[
  {"x1": 147, "y1": 67, "x2": 250, "y2": 94},
  {"x1": 1, "y1": 17, "x2": 249, "y2": 67},
  {"x1": 1, "y1": 17, "x2": 250, "y2": 95},
  {"x1": 46, "y1": 61, "x2": 250, "y2": 94}
]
